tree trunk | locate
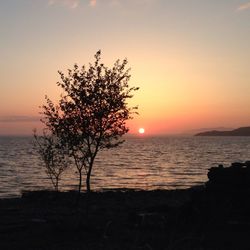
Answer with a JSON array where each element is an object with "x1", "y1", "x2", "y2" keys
[
  {"x1": 55, "y1": 178, "x2": 59, "y2": 192},
  {"x1": 78, "y1": 170, "x2": 82, "y2": 194},
  {"x1": 86, "y1": 171, "x2": 91, "y2": 193},
  {"x1": 86, "y1": 163, "x2": 93, "y2": 193}
]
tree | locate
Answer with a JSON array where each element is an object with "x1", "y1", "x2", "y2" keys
[
  {"x1": 33, "y1": 130, "x2": 69, "y2": 192},
  {"x1": 41, "y1": 51, "x2": 139, "y2": 193}
]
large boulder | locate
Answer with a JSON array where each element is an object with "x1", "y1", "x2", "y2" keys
[{"x1": 207, "y1": 161, "x2": 250, "y2": 190}]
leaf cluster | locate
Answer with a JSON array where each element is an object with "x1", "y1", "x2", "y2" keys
[{"x1": 33, "y1": 130, "x2": 69, "y2": 190}]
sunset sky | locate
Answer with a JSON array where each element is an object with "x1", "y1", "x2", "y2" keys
[{"x1": 0, "y1": 0, "x2": 250, "y2": 135}]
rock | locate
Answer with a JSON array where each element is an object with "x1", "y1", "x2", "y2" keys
[
  {"x1": 231, "y1": 162, "x2": 245, "y2": 168},
  {"x1": 244, "y1": 161, "x2": 250, "y2": 167},
  {"x1": 207, "y1": 161, "x2": 250, "y2": 190}
]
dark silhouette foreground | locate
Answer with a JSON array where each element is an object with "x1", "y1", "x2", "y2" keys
[{"x1": 1, "y1": 163, "x2": 250, "y2": 250}]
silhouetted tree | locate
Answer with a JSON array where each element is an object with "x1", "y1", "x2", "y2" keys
[
  {"x1": 41, "y1": 51, "x2": 139, "y2": 193},
  {"x1": 34, "y1": 130, "x2": 69, "y2": 191}
]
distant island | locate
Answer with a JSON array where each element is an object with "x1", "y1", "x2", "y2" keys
[{"x1": 195, "y1": 126, "x2": 250, "y2": 136}]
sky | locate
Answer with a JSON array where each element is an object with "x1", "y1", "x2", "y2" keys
[{"x1": 0, "y1": 0, "x2": 250, "y2": 135}]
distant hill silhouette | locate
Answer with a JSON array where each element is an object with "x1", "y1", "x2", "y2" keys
[
  {"x1": 183, "y1": 127, "x2": 233, "y2": 135},
  {"x1": 195, "y1": 126, "x2": 250, "y2": 136}
]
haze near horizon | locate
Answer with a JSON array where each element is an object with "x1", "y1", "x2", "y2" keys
[{"x1": 0, "y1": 0, "x2": 250, "y2": 135}]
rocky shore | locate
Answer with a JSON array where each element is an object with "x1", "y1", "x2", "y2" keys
[{"x1": 1, "y1": 163, "x2": 250, "y2": 250}]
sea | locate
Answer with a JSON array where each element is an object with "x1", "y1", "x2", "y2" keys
[{"x1": 1, "y1": 135, "x2": 250, "y2": 198}]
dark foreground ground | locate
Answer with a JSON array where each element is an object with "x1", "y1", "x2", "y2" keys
[{"x1": 1, "y1": 185, "x2": 250, "y2": 250}]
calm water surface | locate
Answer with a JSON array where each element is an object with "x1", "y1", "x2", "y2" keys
[{"x1": 1, "y1": 136, "x2": 250, "y2": 198}]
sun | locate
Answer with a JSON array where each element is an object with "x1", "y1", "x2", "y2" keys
[{"x1": 138, "y1": 128, "x2": 145, "y2": 134}]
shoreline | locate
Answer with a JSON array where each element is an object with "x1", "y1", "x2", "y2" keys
[{"x1": 1, "y1": 184, "x2": 250, "y2": 250}]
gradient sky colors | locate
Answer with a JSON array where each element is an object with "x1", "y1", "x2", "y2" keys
[{"x1": 0, "y1": 0, "x2": 250, "y2": 135}]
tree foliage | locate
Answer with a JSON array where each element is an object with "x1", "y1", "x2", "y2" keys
[
  {"x1": 33, "y1": 130, "x2": 69, "y2": 191},
  {"x1": 40, "y1": 51, "x2": 139, "y2": 193}
]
